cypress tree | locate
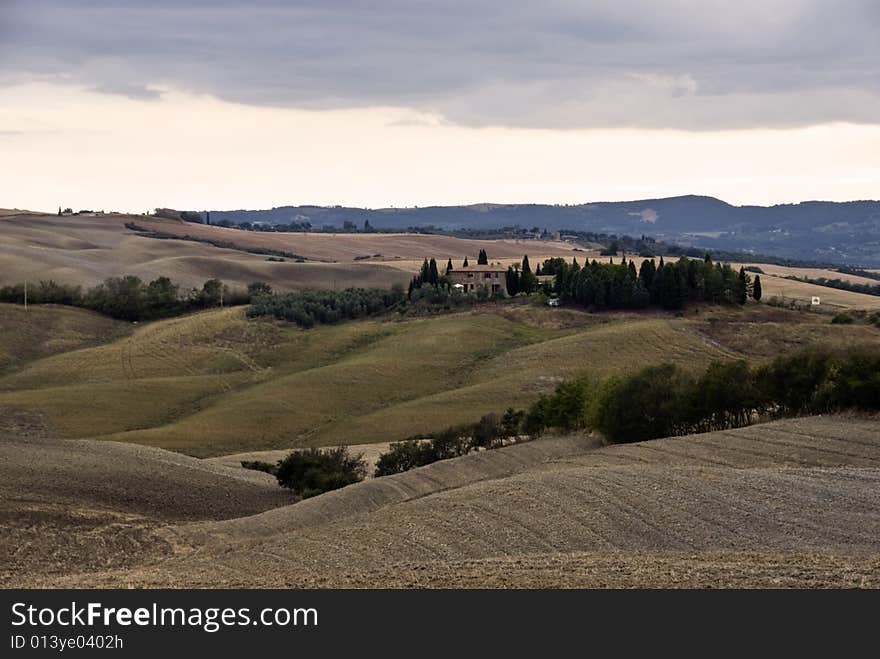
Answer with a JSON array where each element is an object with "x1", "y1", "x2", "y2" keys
[
  {"x1": 752, "y1": 275, "x2": 762, "y2": 301},
  {"x1": 639, "y1": 259, "x2": 656, "y2": 289},
  {"x1": 446, "y1": 258, "x2": 453, "y2": 274},
  {"x1": 420, "y1": 259, "x2": 431, "y2": 284},
  {"x1": 478, "y1": 249, "x2": 489, "y2": 265},
  {"x1": 463, "y1": 257, "x2": 469, "y2": 267},
  {"x1": 663, "y1": 262, "x2": 684, "y2": 309},
  {"x1": 737, "y1": 266, "x2": 749, "y2": 305},
  {"x1": 519, "y1": 255, "x2": 536, "y2": 293},
  {"x1": 651, "y1": 262, "x2": 665, "y2": 306},
  {"x1": 429, "y1": 258, "x2": 440, "y2": 285},
  {"x1": 506, "y1": 266, "x2": 520, "y2": 296}
]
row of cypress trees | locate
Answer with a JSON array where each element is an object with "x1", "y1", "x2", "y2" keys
[{"x1": 544, "y1": 254, "x2": 761, "y2": 310}]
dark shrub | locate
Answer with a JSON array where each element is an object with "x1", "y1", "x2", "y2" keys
[
  {"x1": 374, "y1": 440, "x2": 435, "y2": 477},
  {"x1": 588, "y1": 364, "x2": 695, "y2": 443},
  {"x1": 471, "y1": 413, "x2": 503, "y2": 449},
  {"x1": 240, "y1": 460, "x2": 277, "y2": 475},
  {"x1": 819, "y1": 349, "x2": 880, "y2": 411},
  {"x1": 275, "y1": 447, "x2": 366, "y2": 498},
  {"x1": 247, "y1": 287, "x2": 405, "y2": 328},
  {"x1": 755, "y1": 349, "x2": 833, "y2": 415}
]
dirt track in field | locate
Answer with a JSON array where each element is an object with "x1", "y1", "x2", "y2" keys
[{"x1": 6, "y1": 415, "x2": 878, "y2": 588}]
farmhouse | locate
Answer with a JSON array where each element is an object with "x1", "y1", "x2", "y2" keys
[{"x1": 447, "y1": 263, "x2": 507, "y2": 293}]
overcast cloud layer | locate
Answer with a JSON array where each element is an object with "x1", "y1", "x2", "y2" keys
[{"x1": 2, "y1": 0, "x2": 879, "y2": 130}]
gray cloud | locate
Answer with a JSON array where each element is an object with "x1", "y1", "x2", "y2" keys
[{"x1": 1, "y1": 0, "x2": 879, "y2": 129}]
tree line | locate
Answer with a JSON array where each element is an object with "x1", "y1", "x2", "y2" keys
[
  {"x1": 519, "y1": 346, "x2": 880, "y2": 443},
  {"x1": 247, "y1": 285, "x2": 405, "y2": 328},
  {"x1": 126, "y1": 223, "x2": 307, "y2": 261},
  {"x1": 544, "y1": 254, "x2": 760, "y2": 310},
  {"x1": 0, "y1": 276, "x2": 262, "y2": 321},
  {"x1": 372, "y1": 346, "x2": 880, "y2": 477},
  {"x1": 374, "y1": 409, "x2": 524, "y2": 477},
  {"x1": 785, "y1": 275, "x2": 880, "y2": 297},
  {"x1": 242, "y1": 447, "x2": 367, "y2": 498}
]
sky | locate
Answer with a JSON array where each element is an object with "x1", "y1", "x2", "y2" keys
[{"x1": 1, "y1": 0, "x2": 879, "y2": 212}]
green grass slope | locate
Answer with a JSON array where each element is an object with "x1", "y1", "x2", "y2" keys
[{"x1": 2, "y1": 302, "x2": 877, "y2": 456}]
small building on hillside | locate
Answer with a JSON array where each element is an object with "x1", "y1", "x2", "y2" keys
[{"x1": 447, "y1": 263, "x2": 507, "y2": 294}]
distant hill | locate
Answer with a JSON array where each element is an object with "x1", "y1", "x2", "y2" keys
[{"x1": 209, "y1": 196, "x2": 880, "y2": 266}]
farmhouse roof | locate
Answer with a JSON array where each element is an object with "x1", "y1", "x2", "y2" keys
[{"x1": 452, "y1": 262, "x2": 508, "y2": 272}]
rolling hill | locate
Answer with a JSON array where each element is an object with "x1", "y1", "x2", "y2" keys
[
  {"x1": 0, "y1": 211, "x2": 573, "y2": 292},
  {"x1": 4, "y1": 209, "x2": 880, "y2": 312},
  {"x1": 1, "y1": 301, "x2": 877, "y2": 456},
  {"x1": 5, "y1": 414, "x2": 878, "y2": 588}
]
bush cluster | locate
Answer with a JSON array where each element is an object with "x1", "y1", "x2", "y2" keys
[
  {"x1": 247, "y1": 285, "x2": 405, "y2": 328},
  {"x1": 374, "y1": 346, "x2": 880, "y2": 479},
  {"x1": 521, "y1": 347, "x2": 880, "y2": 444},
  {"x1": 0, "y1": 276, "x2": 257, "y2": 321},
  {"x1": 374, "y1": 409, "x2": 524, "y2": 477},
  {"x1": 274, "y1": 447, "x2": 366, "y2": 498}
]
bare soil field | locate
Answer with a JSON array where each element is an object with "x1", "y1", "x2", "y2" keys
[
  {"x1": 5, "y1": 415, "x2": 878, "y2": 588},
  {"x1": 0, "y1": 408, "x2": 291, "y2": 584}
]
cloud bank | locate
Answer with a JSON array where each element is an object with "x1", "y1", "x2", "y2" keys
[{"x1": 2, "y1": 0, "x2": 879, "y2": 129}]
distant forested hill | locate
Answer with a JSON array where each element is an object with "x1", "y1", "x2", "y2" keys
[{"x1": 208, "y1": 195, "x2": 880, "y2": 266}]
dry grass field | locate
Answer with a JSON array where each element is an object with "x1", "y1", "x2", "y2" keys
[
  {"x1": 3, "y1": 210, "x2": 878, "y2": 313},
  {"x1": 2, "y1": 210, "x2": 878, "y2": 588},
  {"x1": 4, "y1": 414, "x2": 878, "y2": 588},
  {"x1": 128, "y1": 214, "x2": 579, "y2": 262},
  {"x1": 0, "y1": 211, "x2": 407, "y2": 292},
  {"x1": 1, "y1": 301, "x2": 877, "y2": 456},
  {"x1": 0, "y1": 303, "x2": 130, "y2": 375},
  {"x1": 0, "y1": 211, "x2": 572, "y2": 293}
]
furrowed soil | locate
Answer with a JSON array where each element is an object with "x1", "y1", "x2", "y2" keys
[{"x1": 5, "y1": 415, "x2": 878, "y2": 588}]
